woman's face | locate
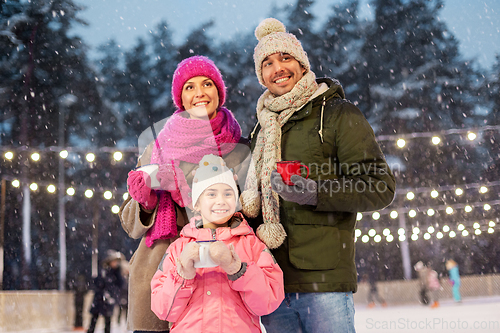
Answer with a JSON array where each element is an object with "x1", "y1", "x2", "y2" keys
[{"x1": 181, "y1": 76, "x2": 219, "y2": 120}]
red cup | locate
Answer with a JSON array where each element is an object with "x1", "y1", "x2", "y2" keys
[{"x1": 276, "y1": 161, "x2": 310, "y2": 186}]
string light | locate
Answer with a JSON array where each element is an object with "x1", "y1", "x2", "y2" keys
[
  {"x1": 406, "y1": 192, "x2": 415, "y2": 200},
  {"x1": 372, "y1": 212, "x2": 380, "y2": 220},
  {"x1": 430, "y1": 190, "x2": 439, "y2": 198},
  {"x1": 60, "y1": 150, "x2": 69, "y2": 159},
  {"x1": 409, "y1": 209, "x2": 417, "y2": 218},
  {"x1": 390, "y1": 210, "x2": 398, "y2": 219},
  {"x1": 396, "y1": 139, "x2": 406, "y2": 148},
  {"x1": 111, "y1": 205, "x2": 120, "y2": 214},
  {"x1": 4, "y1": 151, "x2": 14, "y2": 160},
  {"x1": 47, "y1": 185, "x2": 56, "y2": 193},
  {"x1": 449, "y1": 231, "x2": 457, "y2": 238},
  {"x1": 86, "y1": 153, "x2": 96, "y2": 162},
  {"x1": 431, "y1": 136, "x2": 441, "y2": 145},
  {"x1": 84, "y1": 189, "x2": 94, "y2": 198},
  {"x1": 467, "y1": 132, "x2": 477, "y2": 141},
  {"x1": 113, "y1": 151, "x2": 123, "y2": 161},
  {"x1": 12, "y1": 180, "x2": 20, "y2": 187},
  {"x1": 31, "y1": 152, "x2": 40, "y2": 161},
  {"x1": 67, "y1": 187, "x2": 76, "y2": 196},
  {"x1": 30, "y1": 183, "x2": 38, "y2": 191}
]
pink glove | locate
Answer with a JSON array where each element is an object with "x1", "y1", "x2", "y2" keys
[
  {"x1": 176, "y1": 242, "x2": 200, "y2": 280},
  {"x1": 209, "y1": 242, "x2": 242, "y2": 275},
  {"x1": 156, "y1": 163, "x2": 192, "y2": 207},
  {"x1": 127, "y1": 170, "x2": 158, "y2": 210}
]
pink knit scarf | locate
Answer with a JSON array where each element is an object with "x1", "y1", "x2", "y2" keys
[{"x1": 145, "y1": 107, "x2": 241, "y2": 247}]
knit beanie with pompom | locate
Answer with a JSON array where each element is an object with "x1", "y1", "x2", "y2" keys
[
  {"x1": 191, "y1": 154, "x2": 239, "y2": 210},
  {"x1": 253, "y1": 18, "x2": 311, "y2": 87},
  {"x1": 171, "y1": 55, "x2": 226, "y2": 110}
]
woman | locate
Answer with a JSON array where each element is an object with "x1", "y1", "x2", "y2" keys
[{"x1": 119, "y1": 56, "x2": 252, "y2": 333}]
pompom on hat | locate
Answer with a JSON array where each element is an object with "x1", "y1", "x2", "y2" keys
[
  {"x1": 171, "y1": 56, "x2": 226, "y2": 110},
  {"x1": 253, "y1": 18, "x2": 311, "y2": 86},
  {"x1": 191, "y1": 154, "x2": 239, "y2": 209}
]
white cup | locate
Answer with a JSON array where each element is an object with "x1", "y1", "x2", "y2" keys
[
  {"x1": 194, "y1": 241, "x2": 218, "y2": 268},
  {"x1": 135, "y1": 164, "x2": 161, "y2": 189}
]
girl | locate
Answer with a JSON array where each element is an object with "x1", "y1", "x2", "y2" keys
[
  {"x1": 446, "y1": 259, "x2": 461, "y2": 303},
  {"x1": 151, "y1": 154, "x2": 284, "y2": 333},
  {"x1": 120, "y1": 56, "x2": 252, "y2": 333}
]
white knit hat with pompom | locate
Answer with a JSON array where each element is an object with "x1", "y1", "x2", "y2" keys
[{"x1": 253, "y1": 18, "x2": 310, "y2": 86}]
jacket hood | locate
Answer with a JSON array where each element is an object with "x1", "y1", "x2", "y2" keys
[
  {"x1": 316, "y1": 77, "x2": 345, "y2": 101},
  {"x1": 180, "y1": 212, "x2": 254, "y2": 242}
]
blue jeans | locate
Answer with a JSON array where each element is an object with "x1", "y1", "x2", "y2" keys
[{"x1": 261, "y1": 292, "x2": 356, "y2": 333}]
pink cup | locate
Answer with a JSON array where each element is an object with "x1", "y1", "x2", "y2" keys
[{"x1": 276, "y1": 161, "x2": 310, "y2": 186}]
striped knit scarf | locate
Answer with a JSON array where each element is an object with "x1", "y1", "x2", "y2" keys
[{"x1": 250, "y1": 71, "x2": 318, "y2": 249}]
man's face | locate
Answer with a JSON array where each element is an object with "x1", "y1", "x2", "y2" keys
[{"x1": 261, "y1": 53, "x2": 306, "y2": 96}]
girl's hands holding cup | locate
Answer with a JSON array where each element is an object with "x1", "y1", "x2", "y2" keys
[
  {"x1": 209, "y1": 241, "x2": 241, "y2": 275},
  {"x1": 176, "y1": 242, "x2": 201, "y2": 280}
]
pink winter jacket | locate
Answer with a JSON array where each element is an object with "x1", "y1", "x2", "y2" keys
[{"x1": 151, "y1": 213, "x2": 284, "y2": 333}]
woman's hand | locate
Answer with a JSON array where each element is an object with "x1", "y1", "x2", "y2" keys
[
  {"x1": 176, "y1": 242, "x2": 200, "y2": 280},
  {"x1": 209, "y1": 242, "x2": 242, "y2": 275},
  {"x1": 127, "y1": 170, "x2": 158, "y2": 210}
]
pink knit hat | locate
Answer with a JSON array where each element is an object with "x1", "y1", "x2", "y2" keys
[{"x1": 171, "y1": 56, "x2": 226, "y2": 110}]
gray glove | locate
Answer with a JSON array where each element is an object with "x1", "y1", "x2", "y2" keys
[{"x1": 270, "y1": 170, "x2": 318, "y2": 206}]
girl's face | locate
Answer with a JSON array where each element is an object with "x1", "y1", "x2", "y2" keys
[
  {"x1": 194, "y1": 183, "x2": 236, "y2": 229},
  {"x1": 181, "y1": 76, "x2": 219, "y2": 120}
]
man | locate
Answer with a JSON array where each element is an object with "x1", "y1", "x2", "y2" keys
[{"x1": 245, "y1": 18, "x2": 396, "y2": 332}]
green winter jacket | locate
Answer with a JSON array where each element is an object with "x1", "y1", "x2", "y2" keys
[{"x1": 250, "y1": 78, "x2": 396, "y2": 293}]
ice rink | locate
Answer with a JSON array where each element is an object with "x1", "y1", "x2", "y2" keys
[
  {"x1": 17, "y1": 295, "x2": 500, "y2": 333},
  {"x1": 355, "y1": 296, "x2": 500, "y2": 333}
]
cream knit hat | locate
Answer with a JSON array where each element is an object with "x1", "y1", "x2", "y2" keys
[
  {"x1": 253, "y1": 18, "x2": 311, "y2": 86},
  {"x1": 191, "y1": 154, "x2": 239, "y2": 208}
]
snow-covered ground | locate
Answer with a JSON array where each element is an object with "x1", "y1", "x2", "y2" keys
[{"x1": 355, "y1": 296, "x2": 500, "y2": 333}]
